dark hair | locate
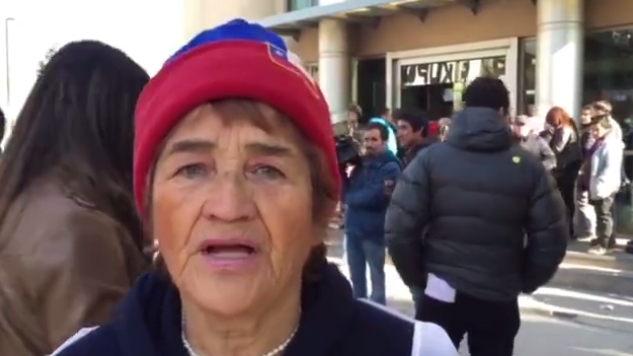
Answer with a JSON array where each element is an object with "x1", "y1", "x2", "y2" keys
[
  {"x1": 0, "y1": 106, "x2": 5, "y2": 145},
  {"x1": 379, "y1": 107, "x2": 390, "y2": 117},
  {"x1": 0, "y1": 40, "x2": 149, "y2": 250},
  {"x1": 365, "y1": 121, "x2": 389, "y2": 141},
  {"x1": 393, "y1": 108, "x2": 428, "y2": 133},
  {"x1": 463, "y1": 76, "x2": 510, "y2": 112}
]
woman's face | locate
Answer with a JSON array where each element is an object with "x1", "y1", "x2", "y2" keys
[
  {"x1": 581, "y1": 109, "x2": 592, "y2": 125},
  {"x1": 591, "y1": 124, "x2": 607, "y2": 139},
  {"x1": 151, "y1": 102, "x2": 320, "y2": 316}
]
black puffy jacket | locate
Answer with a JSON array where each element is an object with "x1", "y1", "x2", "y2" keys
[{"x1": 385, "y1": 107, "x2": 568, "y2": 301}]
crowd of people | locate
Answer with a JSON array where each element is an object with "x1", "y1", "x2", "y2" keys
[{"x1": 339, "y1": 77, "x2": 633, "y2": 355}]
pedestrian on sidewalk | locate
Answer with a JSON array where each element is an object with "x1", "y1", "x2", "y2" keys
[
  {"x1": 576, "y1": 104, "x2": 598, "y2": 241},
  {"x1": 581, "y1": 113, "x2": 624, "y2": 255},
  {"x1": 386, "y1": 76, "x2": 568, "y2": 356},
  {"x1": 393, "y1": 108, "x2": 434, "y2": 307},
  {"x1": 50, "y1": 19, "x2": 458, "y2": 356},
  {"x1": 541, "y1": 106, "x2": 582, "y2": 239},
  {"x1": 511, "y1": 115, "x2": 556, "y2": 171},
  {"x1": 342, "y1": 122, "x2": 401, "y2": 305}
]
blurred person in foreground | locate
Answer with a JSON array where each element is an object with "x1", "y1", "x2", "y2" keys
[
  {"x1": 0, "y1": 41, "x2": 149, "y2": 356},
  {"x1": 511, "y1": 115, "x2": 556, "y2": 171},
  {"x1": 342, "y1": 122, "x2": 401, "y2": 305},
  {"x1": 51, "y1": 19, "x2": 457, "y2": 356},
  {"x1": 386, "y1": 77, "x2": 568, "y2": 356}
]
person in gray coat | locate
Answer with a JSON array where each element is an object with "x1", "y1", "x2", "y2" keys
[{"x1": 512, "y1": 115, "x2": 556, "y2": 171}]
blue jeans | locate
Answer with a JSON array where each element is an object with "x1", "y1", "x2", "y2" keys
[{"x1": 345, "y1": 236, "x2": 386, "y2": 304}]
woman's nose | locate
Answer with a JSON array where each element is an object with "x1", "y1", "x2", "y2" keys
[{"x1": 200, "y1": 171, "x2": 256, "y2": 222}]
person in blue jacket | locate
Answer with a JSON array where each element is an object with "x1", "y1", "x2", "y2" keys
[
  {"x1": 50, "y1": 19, "x2": 457, "y2": 356},
  {"x1": 369, "y1": 116, "x2": 399, "y2": 157},
  {"x1": 342, "y1": 121, "x2": 401, "y2": 305}
]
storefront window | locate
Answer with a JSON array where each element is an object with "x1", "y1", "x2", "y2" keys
[{"x1": 399, "y1": 57, "x2": 505, "y2": 120}]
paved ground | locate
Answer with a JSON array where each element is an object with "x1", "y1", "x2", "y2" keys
[
  {"x1": 326, "y1": 230, "x2": 633, "y2": 355},
  {"x1": 504, "y1": 314, "x2": 633, "y2": 356}
]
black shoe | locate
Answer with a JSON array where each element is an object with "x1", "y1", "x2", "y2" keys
[{"x1": 626, "y1": 241, "x2": 633, "y2": 254}]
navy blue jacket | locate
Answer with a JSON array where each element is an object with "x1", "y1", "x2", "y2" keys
[
  {"x1": 342, "y1": 151, "x2": 401, "y2": 242},
  {"x1": 51, "y1": 264, "x2": 456, "y2": 356}
]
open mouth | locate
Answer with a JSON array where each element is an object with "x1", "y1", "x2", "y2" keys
[{"x1": 200, "y1": 242, "x2": 259, "y2": 259}]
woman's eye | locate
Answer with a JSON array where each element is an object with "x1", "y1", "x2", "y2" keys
[
  {"x1": 175, "y1": 163, "x2": 208, "y2": 179},
  {"x1": 252, "y1": 165, "x2": 285, "y2": 179}
]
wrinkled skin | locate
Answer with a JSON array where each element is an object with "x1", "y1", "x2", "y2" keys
[{"x1": 151, "y1": 103, "x2": 321, "y2": 319}]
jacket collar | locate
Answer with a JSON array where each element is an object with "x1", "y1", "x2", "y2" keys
[{"x1": 112, "y1": 263, "x2": 355, "y2": 356}]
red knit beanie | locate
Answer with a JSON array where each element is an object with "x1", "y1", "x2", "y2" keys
[{"x1": 133, "y1": 19, "x2": 339, "y2": 215}]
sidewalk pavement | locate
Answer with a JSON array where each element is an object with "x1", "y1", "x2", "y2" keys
[
  {"x1": 328, "y1": 256, "x2": 633, "y2": 332},
  {"x1": 504, "y1": 314, "x2": 633, "y2": 356},
  {"x1": 329, "y1": 256, "x2": 633, "y2": 354}
]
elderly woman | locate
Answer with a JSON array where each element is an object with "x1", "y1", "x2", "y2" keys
[{"x1": 51, "y1": 19, "x2": 456, "y2": 356}]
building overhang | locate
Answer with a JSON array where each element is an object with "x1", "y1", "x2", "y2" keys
[{"x1": 259, "y1": 0, "x2": 487, "y2": 40}]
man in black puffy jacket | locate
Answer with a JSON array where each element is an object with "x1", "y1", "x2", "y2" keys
[{"x1": 385, "y1": 77, "x2": 568, "y2": 356}]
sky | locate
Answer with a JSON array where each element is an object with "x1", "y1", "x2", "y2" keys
[{"x1": 0, "y1": 0, "x2": 184, "y2": 119}]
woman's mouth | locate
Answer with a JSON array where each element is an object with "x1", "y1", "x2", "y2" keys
[{"x1": 199, "y1": 239, "x2": 260, "y2": 271}]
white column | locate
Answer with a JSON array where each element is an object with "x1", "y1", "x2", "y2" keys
[
  {"x1": 182, "y1": 0, "x2": 278, "y2": 41},
  {"x1": 318, "y1": 19, "x2": 349, "y2": 125},
  {"x1": 535, "y1": 0, "x2": 584, "y2": 121}
]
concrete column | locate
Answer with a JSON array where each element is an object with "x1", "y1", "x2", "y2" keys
[
  {"x1": 182, "y1": 0, "x2": 278, "y2": 41},
  {"x1": 535, "y1": 0, "x2": 584, "y2": 121},
  {"x1": 318, "y1": 19, "x2": 349, "y2": 125}
]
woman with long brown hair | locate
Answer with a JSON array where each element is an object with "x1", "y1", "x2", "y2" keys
[
  {"x1": 542, "y1": 106, "x2": 582, "y2": 239},
  {"x1": 0, "y1": 40, "x2": 149, "y2": 356}
]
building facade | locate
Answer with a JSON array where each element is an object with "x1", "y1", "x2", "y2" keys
[
  {"x1": 254, "y1": 0, "x2": 633, "y2": 127},
  {"x1": 184, "y1": 0, "x2": 633, "y2": 234}
]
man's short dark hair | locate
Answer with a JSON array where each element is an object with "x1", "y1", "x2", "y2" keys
[
  {"x1": 463, "y1": 76, "x2": 510, "y2": 112},
  {"x1": 365, "y1": 122, "x2": 389, "y2": 141},
  {"x1": 393, "y1": 108, "x2": 428, "y2": 133}
]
